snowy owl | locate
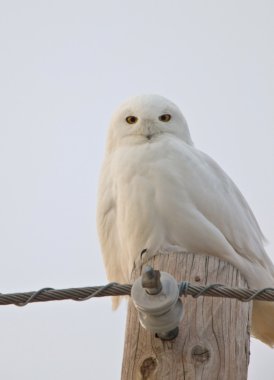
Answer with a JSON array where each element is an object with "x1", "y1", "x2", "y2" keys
[{"x1": 97, "y1": 94, "x2": 274, "y2": 346}]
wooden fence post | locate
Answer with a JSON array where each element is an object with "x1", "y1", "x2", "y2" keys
[{"x1": 121, "y1": 252, "x2": 252, "y2": 380}]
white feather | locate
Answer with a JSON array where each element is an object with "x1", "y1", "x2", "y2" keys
[{"x1": 97, "y1": 94, "x2": 274, "y2": 346}]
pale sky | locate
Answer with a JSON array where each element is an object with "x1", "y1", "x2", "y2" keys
[{"x1": 0, "y1": 1, "x2": 273, "y2": 379}]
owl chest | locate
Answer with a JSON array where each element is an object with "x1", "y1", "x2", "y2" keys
[{"x1": 111, "y1": 143, "x2": 190, "y2": 235}]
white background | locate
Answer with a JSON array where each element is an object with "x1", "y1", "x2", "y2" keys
[{"x1": 0, "y1": 1, "x2": 273, "y2": 378}]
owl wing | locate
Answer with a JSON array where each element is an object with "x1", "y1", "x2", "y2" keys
[
  {"x1": 96, "y1": 158, "x2": 123, "y2": 284},
  {"x1": 185, "y1": 147, "x2": 273, "y2": 272}
]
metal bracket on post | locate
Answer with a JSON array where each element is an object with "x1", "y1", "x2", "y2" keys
[{"x1": 131, "y1": 266, "x2": 183, "y2": 340}]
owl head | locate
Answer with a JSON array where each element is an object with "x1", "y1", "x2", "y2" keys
[{"x1": 106, "y1": 94, "x2": 193, "y2": 153}]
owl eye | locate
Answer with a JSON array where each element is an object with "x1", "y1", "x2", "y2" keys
[
  {"x1": 126, "y1": 116, "x2": 138, "y2": 124},
  {"x1": 159, "y1": 114, "x2": 171, "y2": 122}
]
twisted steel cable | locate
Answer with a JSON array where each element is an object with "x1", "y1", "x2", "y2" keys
[{"x1": 0, "y1": 282, "x2": 274, "y2": 307}]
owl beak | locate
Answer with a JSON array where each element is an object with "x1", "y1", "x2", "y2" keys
[{"x1": 144, "y1": 123, "x2": 154, "y2": 140}]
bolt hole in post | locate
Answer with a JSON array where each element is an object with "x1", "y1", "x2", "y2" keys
[
  {"x1": 191, "y1": 345, "x2": 210, "y2": 364},
  {"x1": 140, "y1": 357, "x2": 157, "y2": 379}
]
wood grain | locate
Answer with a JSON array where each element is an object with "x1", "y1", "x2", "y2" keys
[{"x1": 121, "y1": 252, "x2": 251, "y2": 380}]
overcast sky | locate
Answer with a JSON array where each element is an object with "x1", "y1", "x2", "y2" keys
[{"x1": 0, "y1": 1, "x2": 273, "y2": 379}]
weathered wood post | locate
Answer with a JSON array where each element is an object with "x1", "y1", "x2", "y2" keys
[{"x1": 121, "y1": 252, "x2": 252, "y2": 380}]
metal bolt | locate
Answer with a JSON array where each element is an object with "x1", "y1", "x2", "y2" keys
[
  {"x1": 142, "y1": 266, "x2": 162, "y2": 295},
  {"x1": 156, "y1": 326, "x2": 179, "y2": 340}
]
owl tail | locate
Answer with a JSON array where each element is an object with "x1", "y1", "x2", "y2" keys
[
  {"x1": 252, "y1": 300, "x2": 274, "y2": 347},
  {"x1": 112, "y1": 295, "x2": 121, "y2": 310}
]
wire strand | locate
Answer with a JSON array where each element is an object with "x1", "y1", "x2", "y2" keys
[{"x1": 0, "y1": 282, "x2": 274, "y2": 307}]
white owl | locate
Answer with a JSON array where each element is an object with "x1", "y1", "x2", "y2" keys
[{"x1": 97, "y1": 94, "x2": 274, "y2": 346}]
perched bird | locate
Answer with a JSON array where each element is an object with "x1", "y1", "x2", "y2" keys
[{"x1": 97, "y1": 94, "x2": 274, "y2": 346}]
